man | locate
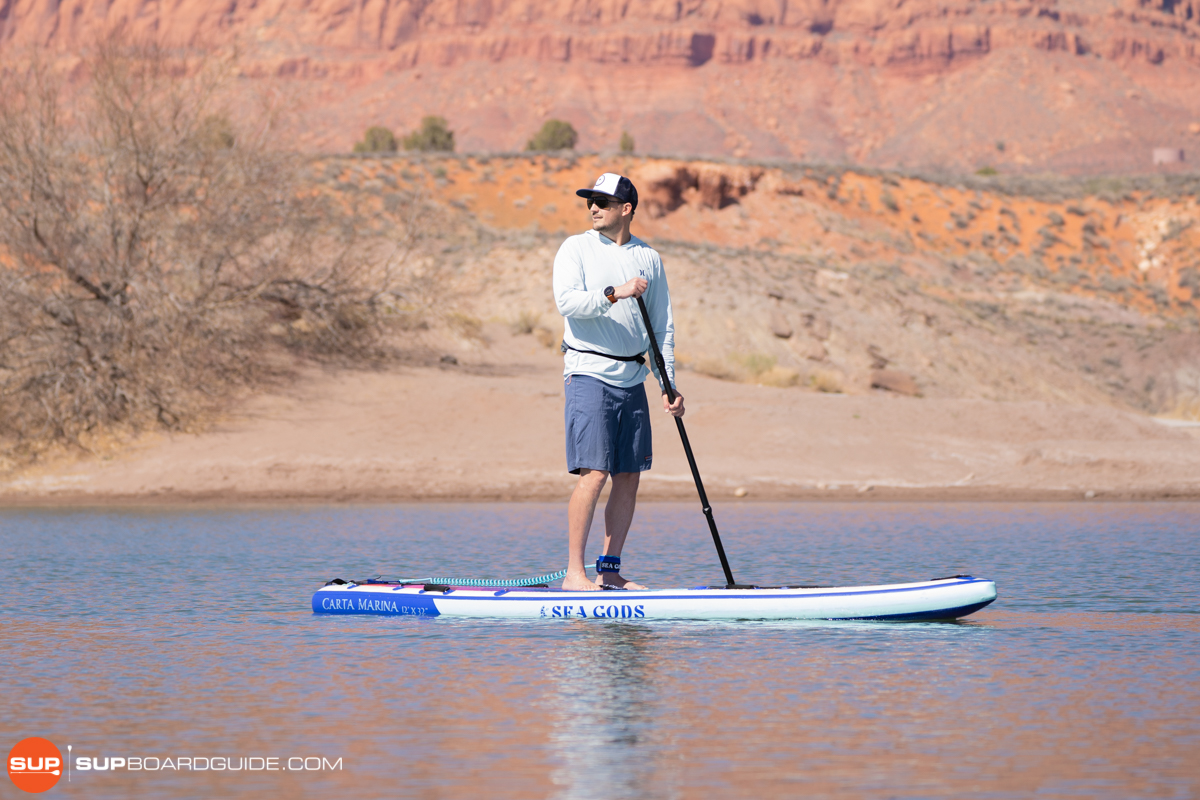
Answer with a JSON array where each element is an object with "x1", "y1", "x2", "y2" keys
[{"x1": 553, "y1": 172, "x2": 684, "y2": 592}]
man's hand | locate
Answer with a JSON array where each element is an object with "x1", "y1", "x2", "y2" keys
[
  {"x1": 662, "y1": 391, "x2": 685, "y2": 417},
  {"x1": 611, "y1": 276, "x2": 648, "y2": 300}
]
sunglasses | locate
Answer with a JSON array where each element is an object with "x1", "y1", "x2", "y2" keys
[{"x1": 586, "y1": 195, "x2": 625, "y2": 210}]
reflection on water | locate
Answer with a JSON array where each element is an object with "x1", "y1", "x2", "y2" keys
[
  {"x1": 547, "y1": 624, "x2": 661, "y2": 799},
  {"x1": 1, "y1": 503, "x2": 1198, "y2": 799}
]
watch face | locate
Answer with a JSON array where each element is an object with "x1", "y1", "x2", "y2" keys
[{"x1": 604, "y1": 286, "x2": 615, "y2": 296}]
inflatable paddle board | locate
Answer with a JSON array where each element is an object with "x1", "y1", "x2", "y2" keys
[{"x1": 312, "y1": 575, "x2": 996, "y2": 621}]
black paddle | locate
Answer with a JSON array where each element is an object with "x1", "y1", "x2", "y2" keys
[{"x1": 634, "y1": 295, "x2": 750, "y2": 589}]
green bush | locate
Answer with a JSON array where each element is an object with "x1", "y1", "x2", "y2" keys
[
  {"x1": 403, "y1": 116, "x2": 455, "y2": 152},
  {"x1": 353, "y1": 126, "x2": 398, "y2": 153},
  {"x1": 619, "y1": 131, "x2": 634, "y2": 153},
  {"x1": 527, "y1": 119, "x2": 577, "y2": 151}
]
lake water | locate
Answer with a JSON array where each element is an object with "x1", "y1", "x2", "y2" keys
[{"x1": 2, "y1": 502, "x2": 1198, "y2": 799}]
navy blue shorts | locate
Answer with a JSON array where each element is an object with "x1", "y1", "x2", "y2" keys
[{"x1": 564, "y1": 375, "x2": 653, "y2": 475}]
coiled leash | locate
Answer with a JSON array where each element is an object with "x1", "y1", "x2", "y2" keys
[
  {"x1": 405, "y1": 568, "x2": 578, "y2": 588},
  {"x1": 379, "y1": 556, "x2": 627, "y2": 588}
]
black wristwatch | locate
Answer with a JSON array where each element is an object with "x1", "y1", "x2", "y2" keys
[{"x1": 604, "y1": 286, "x2": 617, "y2": 303}]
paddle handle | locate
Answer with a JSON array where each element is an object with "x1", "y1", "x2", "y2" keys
[{"x1": 635, "y1": 295, "x2": 738, "y2": 588}]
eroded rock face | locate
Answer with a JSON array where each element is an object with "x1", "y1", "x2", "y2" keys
[
  {"x1": 641, "y1": 163, "x2": 763, "y2": 216},
  {"x1": 317, "y1": 152, "x2": 1200, "y2": 412},
  {"x1": 871, "y1": 369, "x2": 921, "y2": 396},
  {"x1": 770, "y1": 309, "x2": 794, "y2": 338},
  {"x1": 2, "y1": 0, "x2": 1198, "y2": 171}
]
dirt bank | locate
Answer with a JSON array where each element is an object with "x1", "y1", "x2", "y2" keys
[{"x1": 4, "y1": 333, "x2": 1198, "y2": 505}]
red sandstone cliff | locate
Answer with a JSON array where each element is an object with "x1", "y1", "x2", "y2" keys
[{"x1": 2, "y1": 0, "x2": 1198, "y2": 171}]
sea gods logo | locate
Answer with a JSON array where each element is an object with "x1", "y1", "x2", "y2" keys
[{"x1": 8, "y1": 737, "x2": 62, "y2": 794}]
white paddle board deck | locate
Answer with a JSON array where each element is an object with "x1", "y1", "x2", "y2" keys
[{"x1": 312, "y1": 576, "x2": 996, "y2": 621}]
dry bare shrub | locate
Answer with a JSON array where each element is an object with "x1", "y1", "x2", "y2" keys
[{"x1": 0, "y1": 37, "x2": 421, "y2": 466}]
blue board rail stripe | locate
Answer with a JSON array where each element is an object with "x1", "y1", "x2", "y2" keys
[{"x1": 851, "y1": 599, "x2": 995, "y2": 621}]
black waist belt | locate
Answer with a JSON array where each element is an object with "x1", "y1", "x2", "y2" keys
[{"x1": 561, "y1": 341, "x2": 646, "y2": 365}]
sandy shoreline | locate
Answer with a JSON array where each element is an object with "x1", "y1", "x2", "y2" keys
[
  {"x1": 4, "y1": 339, "x2": 1199, "y2": 506},
  {"x1": 4, "y1": 487, "x2": 1199, "y2": 507}
]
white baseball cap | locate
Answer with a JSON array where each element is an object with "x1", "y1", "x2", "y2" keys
[{"x1": 575, "y1": 172, "x2": 639, "y2": 210}]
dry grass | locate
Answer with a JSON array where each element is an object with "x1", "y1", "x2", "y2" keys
[
  {"x1": 692, "y1": 352, "x2": 799, "y2": 387},
  {"x1": 533, "y1": 327, "x2": 561, "y2": 349},
  {"x1": 758, "y1": 367, "x2": 801, "y2": 388},
  {"x1": 509, "y1": 310, "x2": 541, "y2": 335},
  {"x1": 808, "y1": 369, "x2": 845, "y2": 394},
  {"x1": 737, "y1": 353, "x2": 778, "y2": 377},
  {"x1": 693, "y1": 357, "x2": 741, "y2": 381},
  {"x1": 446, "y1": 312, "x2": 485, "y2": 341},
  {"x1": 1163, "y1": 396, "x2": 1200, "y2": 421}
]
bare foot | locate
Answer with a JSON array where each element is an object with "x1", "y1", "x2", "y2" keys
[
  {"x1": 561, "y1": 571, "x2": 602, "y2": 591},
  {"x1": 596, "y1": 574, "x2": 647, "y2": 590}
]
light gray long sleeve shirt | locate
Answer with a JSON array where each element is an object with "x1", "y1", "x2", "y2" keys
[{"x1": 553, "y1": 229, "x2": 676, "y2": 390}]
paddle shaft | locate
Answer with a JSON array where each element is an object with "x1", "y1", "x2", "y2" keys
[{"x1": 634, "y1": 295, "x2": 738, "y2": 587}]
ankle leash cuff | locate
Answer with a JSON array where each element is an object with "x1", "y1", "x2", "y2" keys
[{"x1": 596, "y1": 555, "x2": 621, "y2": 574}]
